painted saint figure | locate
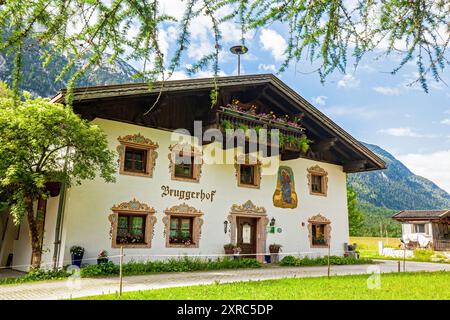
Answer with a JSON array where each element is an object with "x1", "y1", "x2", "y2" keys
[
  {"x1": 280, "y1": 169, "x2": 292, "y2": 204},
  {"x1": 273, "y1": 166, "x2": 298, "y2": 208}
]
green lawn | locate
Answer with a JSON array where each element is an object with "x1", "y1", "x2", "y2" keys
[
  {"x1": 350, "y1": 236, "x2": 450, "y2": 263},
  {"x1": 83, "y1": 271, "x2": 450, "y2": 300}
]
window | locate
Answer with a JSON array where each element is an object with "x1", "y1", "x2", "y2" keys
[
  {"x1": 174, "y1": 154, "x2": 194, "y2": 179},
  {"x1": 235, "y1": 155, "x2": 261, "y2": 188},
  {"x1": 117, "y1": 133, "x2": 158, "y2": 178},
  {"x1": 308, "y1": 214, "x2": 331, "y2": 248},
  {"x1": 169, "y1": 216, "x2": 193, "y2": 244},
  {"x1": 117, "y1": 214, "x2": 146, "y2": 244},
  {"x1": 124, "y1": 148, "x2": 147, "y2": 173},
  {"x1": 414, "y1": 224, "x2": 426, "y2": 234},
  {"x1": 311, "y1": 175, "x2": 323, "y2": 193},
  {"x1": 169, "y1": 143, "x2": 202, "y2": 182},
  {"x1": 240, "y1": 165, "x2": 255, "y2": 186},
  {"x1": 307, "y1": 165, "x2": 328, "y2": 196},
  {"x1": 163, "y1": 203, "x2": 204, "y2": 248},
  {"x1": 311, "y1": 224, "x2": 327, "y2": 246},
  {"x1": 109, "y1": 198, "x2": 156, "y2": 248}
]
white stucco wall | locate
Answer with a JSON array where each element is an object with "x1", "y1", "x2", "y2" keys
[
  {"x1": 53, "y1": 118, "x2": 350, "y2": 266},
  {"x1": 401, "y1": 222, "x2": 433, "y2": 237}
]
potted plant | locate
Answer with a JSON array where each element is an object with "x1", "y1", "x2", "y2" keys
[
  {"x1": 224, "y1": 243, "x2": 235, "y2": 255},
  {"x1": 269, "y1": 244, "x2": 282, "y2": 264},
  {"x1": 269, "y1": 244, "x2": 282, "y2": 253},
  {"x1": 70, "y1": 246, "x2": 85, "y2": 267},
  {"x1": 97, "y1": 250, "x2": 108, "y2": 265}
]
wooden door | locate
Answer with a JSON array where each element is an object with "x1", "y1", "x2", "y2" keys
[{"x1": 237, "y1": 217, "x2": 257, "y2": 258}]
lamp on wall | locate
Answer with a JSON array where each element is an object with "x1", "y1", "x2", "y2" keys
[
  {"x1": 270, "y1": 217, "x2": 276, "y2": 227},
  {"x1": 224, "y1": 220, "x2": 228, "y2": 234},
  {"x1": 269, "y1": 217, "x2": 276, "y2": 234}
]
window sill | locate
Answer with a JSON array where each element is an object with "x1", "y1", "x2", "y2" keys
[
  {"x1": 237, "y1": 182, "x2": 260, "y2": 189},
  {"x1": 112, "y1": 243, "x2": 151, "y2": 249},
  {"x1": 310, "y1": 191, "x2": 327, "y2": 197},
  {"x1": 119, "y1": 170, "x2": 153, "y2": 178},
  {"x1": 167, "y1": 243, "x2": 198, "y2": 248},
  {"x1": 172, "y1": 176, "x2": 199, "y2": 183},
  {"x1": 311, "y1": 244, "x2": 329, "y2": 248}
]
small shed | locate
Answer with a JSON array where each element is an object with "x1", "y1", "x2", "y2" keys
[{"x1": 392, "y1": 210, "x2": 450, "y2": 251}]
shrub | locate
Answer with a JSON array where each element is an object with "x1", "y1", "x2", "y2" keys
[
  {"x1": 79, "y1": 257, "x2": 261, "y2": 278},
  {"x1": 80, "y1": 261, "x2": 119, "y2": 277},
  {"x1": 413, "y1": 249, "x2": 434, "y2": 262},
  {"x1": 0, "y1": 268, "x2": 70, "y2": 285},
  {"x1": 280, "y1": 255, "x2": 373, "y2": 267},
  {"x1": 0, "y1": 257, "x2": 262, "y2": 285}
]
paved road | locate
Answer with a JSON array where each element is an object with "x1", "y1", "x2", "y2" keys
[{"x1": 0, "y1": 260, "x2": 449, "y2": 300}]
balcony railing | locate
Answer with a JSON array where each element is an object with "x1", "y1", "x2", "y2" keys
[{"x1": 213, "y1": 106, "x2": 308, "y2": 152}]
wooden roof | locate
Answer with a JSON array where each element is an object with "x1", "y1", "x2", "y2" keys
[
  {"x1": 51, "y1": 74, "x2": 386, "y2": 173},
  {"x1": 392, "y1": 210, "x2": 450, "y2": 221}
]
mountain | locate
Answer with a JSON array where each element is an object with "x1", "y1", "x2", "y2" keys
[
  {"x1": 0, "y1": 37, "x2": 138, "y2": 98},
  {"x1": 348, "y1": 143, "x2": 450, "y2": 210},
  {"x1": 348, "y1": 143, "x2": 450, "y2": 237}
]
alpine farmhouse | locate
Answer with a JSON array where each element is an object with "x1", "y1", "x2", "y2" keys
[{"x1": 0, "y1": 74, "x2": 385, "y2": 271}]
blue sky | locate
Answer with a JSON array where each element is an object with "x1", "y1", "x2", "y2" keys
[{"x1": 132, "y1": 1, "x2": 450, "y2": 193}]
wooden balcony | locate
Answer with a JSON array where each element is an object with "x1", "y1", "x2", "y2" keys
[{"x1": 206, "y1": 106, "x2": 309, "y2": 158}]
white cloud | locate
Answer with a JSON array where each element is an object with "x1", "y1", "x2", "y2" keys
[
  {"x1": 258, "y1": 64, "x2": 277, "y2": 73},
  {"x1": 357, "y1": 64, "x2": 376, "y2": 73},
  {"x1": 337, "y1": 74, "x2": 360, "y2": 88},
  {"x1": 259, "y1": 29, "x2": 287, "y2": 62},
  {"x1": 323, "y1": 106, "x2": 378, "y2": 119},
  {"x1": 312, "y1": 95, "x2": 327, "y2": 106},
  {"x1": 373, "y1": 86, "x2": 402, "y2": 96},
  {"x1": 397, "y1": 150, "x2": 450, "y2": 194},
  {"x1": 377, "y1": 127, "x2": 436, "y2": 138},
  {"x1": 441, "y1": 118, "x2": 450, "y2": 125}
]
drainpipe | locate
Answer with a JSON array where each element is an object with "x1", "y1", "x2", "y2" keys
[
  {"x1": 52, "y1": 182, "x2": 67, "y2": 271},
  {"x1": 52, "y1": 146, "x2": 70, "y2": 271}
]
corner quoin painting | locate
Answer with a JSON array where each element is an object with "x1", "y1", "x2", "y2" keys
[{"x1": 273, "y1": 166, "x2": 298, "y2": 209}]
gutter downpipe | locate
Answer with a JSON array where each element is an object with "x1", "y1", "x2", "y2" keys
[
  {"x1": 52, "y1": 146, "x2": 69, "y2": 271},
  {"x1": 52, "y1": 182, "x2": 67, "y2": 271}
]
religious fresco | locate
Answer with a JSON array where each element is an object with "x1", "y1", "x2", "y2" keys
[{"x1": 272, "y1": 166, "x2": 298, "y2": 209}]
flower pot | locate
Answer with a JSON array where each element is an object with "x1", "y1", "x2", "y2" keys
[
  {"x1": 224, "y1": 248, "x2": 234, "y2": 255},
  {"x1": 97, "y1": 257, "x2": 108, "y2": 265},
  {"x1": 71, "y1": 254, "x2": 83, "y2": 267},
  {"x1": 269, "y1": 247, "x2": 281, "y2": 254},
  {"x1": 270, "y1": 253, "x2": 280, "y2": 264}
]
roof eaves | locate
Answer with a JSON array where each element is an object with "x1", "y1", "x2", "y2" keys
[{"x1": 267, "y1": 75, "x2": 386, "y2": 170}]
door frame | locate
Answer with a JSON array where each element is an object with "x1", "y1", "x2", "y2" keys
[{"x1": 228, "y1": 200, "x2": 268, "y2": 262}]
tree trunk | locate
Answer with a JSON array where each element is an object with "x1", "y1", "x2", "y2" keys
[{"x1": 24, "y1": 196, "x2": 42, "y2": 270}]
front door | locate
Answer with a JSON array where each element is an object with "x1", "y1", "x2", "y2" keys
[{"x1": 237, "y1": 217, "x2": 257, "y2": 258}]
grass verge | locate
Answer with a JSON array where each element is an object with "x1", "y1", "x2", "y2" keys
[{"x1": 81, "y1": 271, "x2": 450, "y2": 300}]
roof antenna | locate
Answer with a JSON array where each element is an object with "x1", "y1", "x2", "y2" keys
[{"x1": 230, "y1": 45, "x2": 248, "y2": 76}]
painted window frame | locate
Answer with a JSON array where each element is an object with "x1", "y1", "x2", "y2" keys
[
  {"x1": 308, "y1": 214, "x2": 331, "y2": 248},
  {"x1": 117, "y1": 133, "x2": 159, "y2": 178},
  {"x1": 169, "y1": 143, "x2": 203, "y2": 183},
  {"x1": 109, "y1": 199, "x2": 156, "y2": 249},
  {"x1": 234, "y1": 154, "x2": 262, "y2": 189},
  {"x1": 163, "y1": 203, "x2": 203, "y2": 248},
  {"x1": 307, "y1": 165, "x2": 329, "y2": 196}
]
